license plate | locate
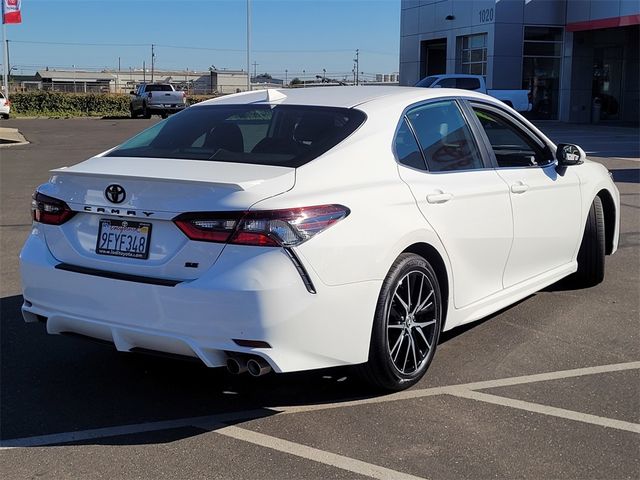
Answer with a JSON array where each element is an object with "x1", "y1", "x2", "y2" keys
[{"x1": 96, "y1": 219, "x2": 152, "y2": 259}]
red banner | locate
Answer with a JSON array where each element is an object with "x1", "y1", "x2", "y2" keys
[{"x1": 3, "y1": 0, "x2": 22, "y2": 24}]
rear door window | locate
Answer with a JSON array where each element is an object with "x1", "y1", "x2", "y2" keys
[
  {"x1": 406, "y1": 100, "x2": 485, "y2": 172},
  {"x1": 107, "y1": 105, "x2": 366, "y2": 168},
  {"x1": 456, "y1": 77, "x2": 481, "y2": 90}
]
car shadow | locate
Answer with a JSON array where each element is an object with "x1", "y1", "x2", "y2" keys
[
  {"x1": 0, "y1": 294, "x2": 383, "y2": 447},
  {"x1": 0, "y1": 292, "x2": 532, "y2": 447},
  {"x1": 610, "y1": 168, "x2": 640, "y2": 184}
]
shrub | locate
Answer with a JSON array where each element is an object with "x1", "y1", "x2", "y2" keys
[{"x1": 10, "y1": 91, "x2": 130, "y2": 117}]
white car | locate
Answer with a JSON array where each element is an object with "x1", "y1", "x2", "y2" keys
[
  {"x1": 20, "y1": 87, "x2": 619, "y2": 390},
  {"x1": 0, "y1": 92, "x2": 10, "y2": 119}
]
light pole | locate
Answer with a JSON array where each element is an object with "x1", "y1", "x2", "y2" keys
[
  {"x1": 302, "y1": 69, "x2": 305, "y2": 88},
  {"x1": 285, "y1": 69, "x2": 288, "y2": 87},
  {"x1": 246, "y1": 0, "x2": 251, "y2": 91},
  {"x1": 323, "y1": 68, "x2": 326, "y2": 82}
]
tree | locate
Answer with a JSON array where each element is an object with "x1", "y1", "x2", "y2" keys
[{"x1": 290, "y1": 77, "x2": 302, "y2": 85}]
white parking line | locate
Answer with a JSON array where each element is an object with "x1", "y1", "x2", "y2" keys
[
  {"x1": 273, "y1": 361, "x2": 640, "y2": 414},
  {"x1": 217, "y1": 425, "x2": 428, "y2": 480},
  {"x1": 2, "y1": 361, "x2": 639, "y2": 450},
  {"x1": 449, "y1": 389, "x2": 640, "y2": 434}
]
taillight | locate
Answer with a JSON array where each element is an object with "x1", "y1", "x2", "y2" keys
[
  {"x1": 174, "y1": 205, "x2": 349, "y2": 247},
  {"x1": 31, "y1": 191, "x2": 76, "y2": 225}
]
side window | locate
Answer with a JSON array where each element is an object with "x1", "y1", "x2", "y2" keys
[
  {"x1": 436, "y1": 78, "x2": 457, "y2": 88},
  {"x1": 406, "y1": 100, "x2": 484, "y2": 172},
  {"x1": 394, "y1": 117, "x2": 426, "y2": 170},
  {"x1": 456, "y1": 77, "x2": 481, "y2": 91},
  {"x1": 473, "y1": 107, "x2": 551, "y2": 167}
]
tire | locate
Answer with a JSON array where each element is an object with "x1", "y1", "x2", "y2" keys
[
  {"x1": 161, "y1": 112, "x2": 168, "y2": 119},
  {"x1": 129, "y1": 105, "x2": 138, "y2": 119},
  {"x1": 358, "y1": 253, "x2": 442, "y2": 391},
  {"x1": 571, "y1": 196, "x2": 605, "y2": 287},
  {"x1": 142, "y1": 104, "x2": 151, "y2": 119}
]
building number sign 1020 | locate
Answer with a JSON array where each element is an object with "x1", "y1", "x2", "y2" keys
[{"x1": 479, "y1": 7, "x2": 494, "y2": 23}]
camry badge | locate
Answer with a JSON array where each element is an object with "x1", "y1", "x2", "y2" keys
[{"x1": 105, "y1": 184, "x2": 126, "y2": 204}]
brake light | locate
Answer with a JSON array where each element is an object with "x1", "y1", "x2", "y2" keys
[
  {"x1": 31, "y1": 192, "x2": 76, "y2": 225},
  {"x1": 5, "y1": 99, "x2": 10, "y2": 106},
  {"x1": 174, "y1": 205, "x2": 349, "y2": 247}
]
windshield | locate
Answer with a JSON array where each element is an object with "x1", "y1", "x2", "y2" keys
[
  {"x1": 106, "y1": 104, "x2": 367, "y2": 168},
  {"x1": 415, "y1": 76, "x2": 439, "y2": 87},
  {"x1": 145, "y1": 84, "x2": 173, "y2": 92}
]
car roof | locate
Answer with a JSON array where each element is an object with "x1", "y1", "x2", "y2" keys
[{"x1": 196, "y1": 86, "x2": 499, "y2": 109}]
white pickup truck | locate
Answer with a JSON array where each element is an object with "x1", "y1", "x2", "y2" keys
[
  {"x1": 130, "y1": 83, "x2": 187, "y2": 119},
  {"x1": 415, "y1": 74, "x2": 531, "y2": 112}
]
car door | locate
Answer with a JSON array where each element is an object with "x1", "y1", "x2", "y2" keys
[
  {"x1": 132, "y1": 85, "x2": 143, "y2": 111},
  {"x1": 396, "y1": 99, "x2": 513, "y2": 309},
  {"x1": 468, "y1": 101, "x2": 582, "y2": 287}
]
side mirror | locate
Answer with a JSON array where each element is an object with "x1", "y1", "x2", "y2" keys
[{"x1": 556, "y1": 143, "x2": 585, "y2": 166}]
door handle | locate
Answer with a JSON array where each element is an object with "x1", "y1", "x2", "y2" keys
[
  {"x1": 510, "y1": 181, "x2": 529, "y2": 194},
  {"x1": 426, "y1": 191, "x2": 453, "y2": 204}
]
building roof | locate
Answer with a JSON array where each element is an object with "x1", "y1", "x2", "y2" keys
[
  {"x1": 36, "y1": 70, "x2": 116, "y2": 82},
  {"x1": 197, "y1": 85, "x2": 495, "y2": 109}
]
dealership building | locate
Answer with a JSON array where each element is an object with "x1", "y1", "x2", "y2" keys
[{"x1": 400, "y1": 0, "x2": 639, "y2": 123}]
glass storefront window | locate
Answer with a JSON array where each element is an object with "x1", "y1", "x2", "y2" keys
[
  {"x1": 458, "y1": 33, "x2": 487, "y2": 76},
  {"x1": 522, "y1": 26, "x2": 563, "y2": 120}
]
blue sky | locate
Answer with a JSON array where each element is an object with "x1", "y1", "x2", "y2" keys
[{"x1": 6, "y1": 0, "x2": 401, "y2": 80}]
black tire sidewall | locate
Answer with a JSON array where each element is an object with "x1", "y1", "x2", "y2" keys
[{"x1": 368, "y1": 253, "x2": 442, "y2": 390}]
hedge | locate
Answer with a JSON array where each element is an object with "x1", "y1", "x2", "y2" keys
[
  {"x1": 10, "y1": 92, "x2": 130, "y2": 117},
  {"x1": 10, "y1": 91, "x2": 220, "y2": 117}
]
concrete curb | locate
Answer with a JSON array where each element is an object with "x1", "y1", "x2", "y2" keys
[{"x1": 0, "y1": 127, "x2": 29, "y2": 147}]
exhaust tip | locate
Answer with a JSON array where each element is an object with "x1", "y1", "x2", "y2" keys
[
  {"x1": 247, "y1": 357, "x2": 272, "y2": 377},
  {"x1": 226, "y1": 356, "x2": 248, "y2": 375}
]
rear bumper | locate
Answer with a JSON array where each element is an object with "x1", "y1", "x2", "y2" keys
[
  {"x1": 19, "y1": 227, "x2": 379, "y2": 373},
  {"x1": 147, "y1": 104, "x2": 186, "y2": 112}
]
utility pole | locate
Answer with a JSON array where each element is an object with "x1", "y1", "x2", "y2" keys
[
  {"x1": 2, "y1": 26, "x2": 9, "y2": 97},
  {"x1": 151, "y1": 44, "x2": 155, "y2": 82},
  {"x1": 246, "y1": 0, "x2": 251, "y2": 91},
  {"x1": 354, "y1": 49, "x2": 359, "y2": 86}
]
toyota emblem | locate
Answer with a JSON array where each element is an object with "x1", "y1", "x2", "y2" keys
[{"x1": 105, "y1": 184, "x2": 126, "y2": 204}]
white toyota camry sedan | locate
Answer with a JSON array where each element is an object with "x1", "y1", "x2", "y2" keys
[{"x1": 20, "y1": 87, "x2": 620, "y2": 390}]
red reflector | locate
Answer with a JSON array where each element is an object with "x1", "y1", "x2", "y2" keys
[{"x1": 230, "y1": 231, "x2": 279, "y2": 246}]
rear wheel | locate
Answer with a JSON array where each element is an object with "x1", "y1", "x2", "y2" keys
[
  {"x1": 142, "y1": 103, "x2": 151, "y2": 119},
  {"x1": 358, "y1": 253, "x2": 442, "y2": 391},
  {"x1": 129, "y1": 105, "x2": 138, "y2": 119},
  {"x1": 571, "y1": 196, "x2": 605, "y2": 287}
]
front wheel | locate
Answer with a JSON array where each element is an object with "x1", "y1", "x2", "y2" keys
[
  {"x1": 570, "y1": 196, "x2": 605, "y2": 287},
  {"x1": 358, "y1": 253, "x2": 442, "y2": 391},
  {"x1": 142, "y1": 103, "x2": 151, "y2": 119}
]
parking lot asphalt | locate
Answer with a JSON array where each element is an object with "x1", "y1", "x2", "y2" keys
[{"x1": 1, "y1": 118, "x2": 638, "y2": 479}]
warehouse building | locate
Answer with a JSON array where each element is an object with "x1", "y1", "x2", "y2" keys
[{"x1": 400, "y1": 0, "x2": 639, "y2": 123}]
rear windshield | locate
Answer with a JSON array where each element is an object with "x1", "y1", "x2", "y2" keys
[
  {"x1": 145, "y1": 84, "x2": 173, "y2": 92},
  {"x1": 106, "y1": 104, "x2": 366, "y2": 167}
]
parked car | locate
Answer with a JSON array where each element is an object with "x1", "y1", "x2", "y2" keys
[
  {"x1": 130, "y1": 83, "x2": 187, "y2": 119},
  {"x1": 21, "y1": 87, "x2": 619, "y2": 390},
  {"x1": 0, "y1": 92, "x2": 10, "y2": 119},
  {"x1": 416, "y1": 74, "x2": 532, "y2": 112}
]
